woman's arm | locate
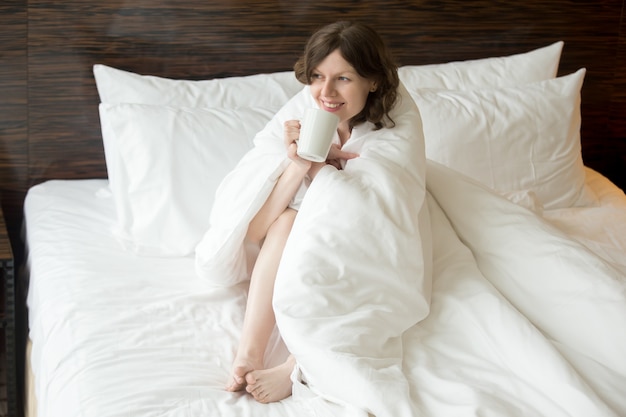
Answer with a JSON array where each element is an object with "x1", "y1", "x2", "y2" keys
[
  {"x1": 246, "y1": 117, "x2": 359, "y2": 243},
  {"x1": 245, "y1": 120, "x2": 315, "y2": 243},
  {"x1": 245, "y1": 160, "x2": 309, "y2": 244}
]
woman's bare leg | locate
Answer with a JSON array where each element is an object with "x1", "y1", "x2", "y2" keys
[{"x1": 226, "y1": 208, "x2": 297, "y2": 392}]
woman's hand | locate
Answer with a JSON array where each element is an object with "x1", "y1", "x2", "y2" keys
[
  {"x1": 283, "y1": 119, "x2": 359, "y2": 179},
  {"x1": 326, "y1": 144, "x2": 359, "y2": 169},
  {"x1": 284, "y1": 120, "x2": 312, "y2": 171}
]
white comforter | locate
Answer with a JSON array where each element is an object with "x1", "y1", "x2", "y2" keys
[
  {"x1": 195, "y1": 83, "x2": 432, "y2": 416},
  {"x1": 423, "y1": 161, "x2": 626, "y2": 416},
  {"x1": 190, "y1": 81, "x2": 626, "y2": 416}
]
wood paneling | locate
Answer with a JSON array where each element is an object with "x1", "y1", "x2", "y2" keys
[
  {"x1": 0, "y1": 4, "x2": 26, "y2": 414},
  {"x1": 605, "y1": 1, "x2": 626, "y2": 190},
  {"x1": 2, "y1": 0, "x2": 626, "y2": 257},
  {"x1": 0, "y1": 0, "x2": 28, "y2": 258}
]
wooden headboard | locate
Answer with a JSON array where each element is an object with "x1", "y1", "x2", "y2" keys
[{"x1": 2, "y1": 0, "x2": 626, "y2": 259}]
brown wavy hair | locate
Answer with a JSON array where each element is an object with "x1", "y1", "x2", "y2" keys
[{"x1": 294, "y1": 21, "x2": 399, "y2": 130}]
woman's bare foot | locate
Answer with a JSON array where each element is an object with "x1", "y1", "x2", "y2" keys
[
  {"x1": 226, "y1": 356, "x2": 263, "y2": 392},
  {"x1": 245, "y1": 355, "x2": 296, "y2": 403}
]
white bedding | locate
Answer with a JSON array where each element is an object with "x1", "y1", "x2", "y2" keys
[
  {"x1": 193, "y1": 83, "x2": 431, "y2": 417},
  {"x1": 24, "y1": 164, "x2": 626, "y2": 417}
]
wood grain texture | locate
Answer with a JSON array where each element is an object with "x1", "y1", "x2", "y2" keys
[
  {"x1": 604, "y1": 1, "x2": 626, "y2": 188},
  {"x1": 0, "y1": 0, "x2": 28, "y2": 253},
  {"x1": 1, "y1": 0, "x2": 626, "y2": 256}
]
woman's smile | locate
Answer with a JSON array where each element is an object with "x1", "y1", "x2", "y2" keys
[{"x1": 321, "y1": 100, "x2": 344, "y2": 111}]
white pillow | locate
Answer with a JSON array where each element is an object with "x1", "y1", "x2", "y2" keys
[
  {"x1": 93, "y1": 42, "x2": 565, "y2": 256},
  {"x1": 101, "y1": 103, "x2": 273, "y2": 256},
  {"x1": 94, "y1": 65, "x2": 303, "y2": 191},
  {"x1": 93, "y1": 64, "x2": 304, "y2": 108},
  {"x1": 414, "y1": 68, "x2": 595, "y2": 210},
  {"x1": 398, "y1": 41, "x2": 563, "y2": 90}
]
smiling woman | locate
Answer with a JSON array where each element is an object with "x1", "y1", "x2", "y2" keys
[{"x1": 210, "y1": 21, "x2": 416, "y2": 405}]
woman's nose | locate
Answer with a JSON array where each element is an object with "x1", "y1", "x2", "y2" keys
[{"x1": 321, "y1": 80, "x2": 336, "y2": 97}]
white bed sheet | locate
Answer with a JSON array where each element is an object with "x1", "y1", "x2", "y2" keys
[
  {"x1": 544, "y1": 168, "x2": 626, "y2": 269},
  {"x1": 25, "y1": 179, "x2": 301, "y2": 417},
  {"x1": 24, "y1": 168, "x2": 626, "y2": 417}
]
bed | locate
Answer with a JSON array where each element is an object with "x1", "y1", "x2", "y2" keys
[{"x1": 15, "y1": 2, "x2": 626, "y2": 417}]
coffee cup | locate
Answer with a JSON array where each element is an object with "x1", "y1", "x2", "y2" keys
[{"x1": 297, "y1": 108, "x2": 340, "y2": 162}]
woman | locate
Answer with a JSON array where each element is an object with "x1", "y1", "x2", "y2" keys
[{"x1": 225, "y1": 21, "x2": 401, "y2": 403}]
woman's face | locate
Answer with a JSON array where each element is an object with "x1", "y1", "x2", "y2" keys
[{"x1": 309, "y1": 49, "x2": 376, "y2": 128}]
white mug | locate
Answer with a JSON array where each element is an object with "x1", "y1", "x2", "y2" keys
[{"x1": 297, "y1": 108, "x2": 340, "y2": 162}]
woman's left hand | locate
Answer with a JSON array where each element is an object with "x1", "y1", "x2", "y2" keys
[{"x1": 326, "y1": 144, "x2": 359, "y2": 169}]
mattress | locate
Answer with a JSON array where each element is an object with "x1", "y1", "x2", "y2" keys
[{"x1": 24, "y1": 167, "x2": 626, "y2": 417}]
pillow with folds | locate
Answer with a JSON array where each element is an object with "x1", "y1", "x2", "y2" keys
[
  {"x1": 413, "y1": 68, "x2": 596, "y2": 210},
  {"x1": 101, "y1": 103, "x2": 273, "y2": 256},
  {"x1": 94, "y1": 65, "x2": 304, "y2": 192},
  {"x1": 398, "y1": 41, "x2": 563, "y2": 91}
]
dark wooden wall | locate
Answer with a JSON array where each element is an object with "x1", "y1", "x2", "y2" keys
[{"x1": 1, "y1": 0, "x2": 626, "y2": 260}]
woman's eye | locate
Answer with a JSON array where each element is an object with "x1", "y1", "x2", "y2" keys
[{"x1": 338, "y1": 76, "x2": 350, "y2": 81}]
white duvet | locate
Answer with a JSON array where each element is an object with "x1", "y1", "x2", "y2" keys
[
  {"x1": 424, "y1": 161, "x2": 626, "y2": 416},
  {"x1": 195, "y1": 83, "x2": 432, "y2": 416},
  {"x1": 190, "y1": 80, "x2": 626, "y2": 416}
]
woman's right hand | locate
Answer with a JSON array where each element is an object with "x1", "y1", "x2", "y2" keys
[{"x1": 284, "y1": 120, "x2": 312, "y2": 171}]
